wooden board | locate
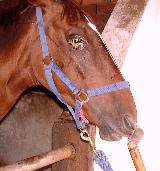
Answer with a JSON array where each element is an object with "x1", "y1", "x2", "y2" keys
[
  {"x1": 102, "y1": 0, "x2": 148, "y2": 67},
  {"x1": 52, "y1": 120, "x2": 96, "y2": 171}
]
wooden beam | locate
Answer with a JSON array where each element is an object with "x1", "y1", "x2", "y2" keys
[
  {"x1": 0, "y1": 144, "x2": 75, "y2": 171},
  {"x1": 52, "y1": 115, "x2": 96, "y2": 171},
  {"x1": 102, "y1": 0, "x2": 149, "y2": 67},
  {"x1": 74, "y1": 0, "x2": 117, "y2": 5}
]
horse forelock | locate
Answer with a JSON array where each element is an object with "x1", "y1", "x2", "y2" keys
[{"x1": 61, "y1": 0, "x2": 87, "y2": 25}]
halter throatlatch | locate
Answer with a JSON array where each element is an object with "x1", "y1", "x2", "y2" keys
[{"x1": 36, "y1": 7, "x2": 129, "y2": 171}]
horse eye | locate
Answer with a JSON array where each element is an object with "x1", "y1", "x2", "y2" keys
[{"x1": 67, "y1": 34, "x2": 87, "y2": 50}]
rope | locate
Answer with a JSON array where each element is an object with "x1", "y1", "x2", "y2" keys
[{"x1": 93, "y1": 150, "x2": 113, "y2": 171}]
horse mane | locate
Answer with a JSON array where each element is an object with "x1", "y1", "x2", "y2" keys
[
  {"x1": 0, "y1": 0, "x2": 87, "y2": 29},
  {"x1": 0, "y1": 0, "x2": 29, "y2": 29}
]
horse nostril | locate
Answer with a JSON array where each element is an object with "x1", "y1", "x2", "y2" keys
[{"x1": 123, "y1": 115, "x2": 135, "y2": 131}]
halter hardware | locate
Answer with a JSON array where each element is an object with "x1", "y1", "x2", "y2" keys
[
  {"x1": 43, "y1": 54, "x2": 53, "y2": 65},
  {"x1": 80, "y1": 129, "x2": 95, "y2": 151},
  {"x1": 76, "y1": 89, "x2": 89, "y2": 103}
]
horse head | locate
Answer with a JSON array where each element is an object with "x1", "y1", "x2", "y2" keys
[{"x1": 25, "y1": 0, "x2": 143, "y2": 142}]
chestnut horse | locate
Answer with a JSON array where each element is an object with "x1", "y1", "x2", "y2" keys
[{"x1": 0, "y1": 0, "x2": 143, "y2": 142}]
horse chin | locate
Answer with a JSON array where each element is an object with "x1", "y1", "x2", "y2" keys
[{"x1": 99, "y1": 128, "x2": 122, "y2": 141}]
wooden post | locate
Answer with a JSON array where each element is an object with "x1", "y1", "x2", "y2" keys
[
  {"x1": 128, "y1": 142, "x2": 146, "y2": 171},
  {"x1": 102, "y1": 0, "x2": 149, "y2": 67},
  {"x1": 52, "y1": 113, "x2": 96, "y2": 171},
  {"x1": 0, "y1": 144, "x2": 75, "y2": 171}
]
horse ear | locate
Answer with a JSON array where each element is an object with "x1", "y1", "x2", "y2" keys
[{"x1": 27, "y1": 0, "x2": 48, "y2": 7}]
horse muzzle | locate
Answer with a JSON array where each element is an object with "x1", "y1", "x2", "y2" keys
[{"x1": 98, "y1": 115, "x2": 144, "y2": 143}]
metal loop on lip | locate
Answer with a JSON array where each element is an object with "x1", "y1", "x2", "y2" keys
[{"x1": 76, "y1": 89, "x2": 89, "y2": 103}]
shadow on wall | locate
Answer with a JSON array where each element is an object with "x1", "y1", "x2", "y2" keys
[{"x1": 0, "y1": 87, "x2": 63, "y2": 171}]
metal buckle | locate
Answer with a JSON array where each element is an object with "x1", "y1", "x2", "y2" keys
[
  {"x1": 76, "y1": 89, "x2": 89, "y2": 103},
  {"x1": 43, "y1": 54, "x2": 53, "y2": 65}
]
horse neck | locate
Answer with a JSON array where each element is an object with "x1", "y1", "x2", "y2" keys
[{"x1": 0, "y1": 3, "x2": 40, "y2": 87}]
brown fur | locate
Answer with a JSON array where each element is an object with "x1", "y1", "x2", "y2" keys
[{"x1": 0, "y1": 0, "x2": 143, "y2": 142}]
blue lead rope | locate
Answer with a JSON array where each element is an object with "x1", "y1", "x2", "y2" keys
[
  {"x1": 93, "y1": 150, "x2": 113, "y2": 171},
  {"x1": 36, "y1": 7, "x2": 130, "y2": 171}
]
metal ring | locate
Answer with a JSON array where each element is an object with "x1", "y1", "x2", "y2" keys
[{"x1": 76, "y1": 89, "x2": 89, "y2": 103}]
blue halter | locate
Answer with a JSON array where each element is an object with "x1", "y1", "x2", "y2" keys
[{"x1": 35, "y1": 7, "x2": 130, "y2": 130}]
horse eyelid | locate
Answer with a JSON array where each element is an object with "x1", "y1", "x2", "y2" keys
[{"x1": 66, "y1": 34, "x2": 87, "y2": 50}]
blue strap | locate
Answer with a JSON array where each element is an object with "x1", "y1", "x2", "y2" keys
[
  {"x1": 44, "y1": 64, "x2": 66, "y2": 104},
  {"x1": 36, "y1": 7, "x2": 49, "y2": 58},
  {"x1": 36, "y1": 7, "x2": 79, "y2": 95},
  {"x1": 36, "y1": 7, "x2": 86, "y2": 129},
  {"x1": 68, "y1": 101, "x2": 86, "y2": 129},
  {"x1": 93, "y1": 150, "x2": 113, "y2": 171},
  {"x1": 50, "y1": 61, "x2": 80, "y2": 95},
  {"x1": 45, "y1": 64, "x2": 86, "y2": 129},
  {"x1": 87, "y1": 81, "x2": 130, "y2": 97}
]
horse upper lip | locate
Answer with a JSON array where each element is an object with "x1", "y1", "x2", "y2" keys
[
  {"x1": 99, "y1": 121, "x2": 123, "y2": 141},
  {"x1": 99, "y1": 127, "x2": 122, "y2": 141}
]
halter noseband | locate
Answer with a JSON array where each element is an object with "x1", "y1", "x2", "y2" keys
[{"x1": 35, "y1": 7, "x2": 130, "y2": 129}]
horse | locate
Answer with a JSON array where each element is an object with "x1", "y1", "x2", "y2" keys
[{"x1": 0, "y1": 0, "x2": 143, "y2": 143}]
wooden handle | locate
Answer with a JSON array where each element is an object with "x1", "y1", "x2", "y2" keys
[{"x1": 128, "y1": 141, "x2": 146, "y2": 171}]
